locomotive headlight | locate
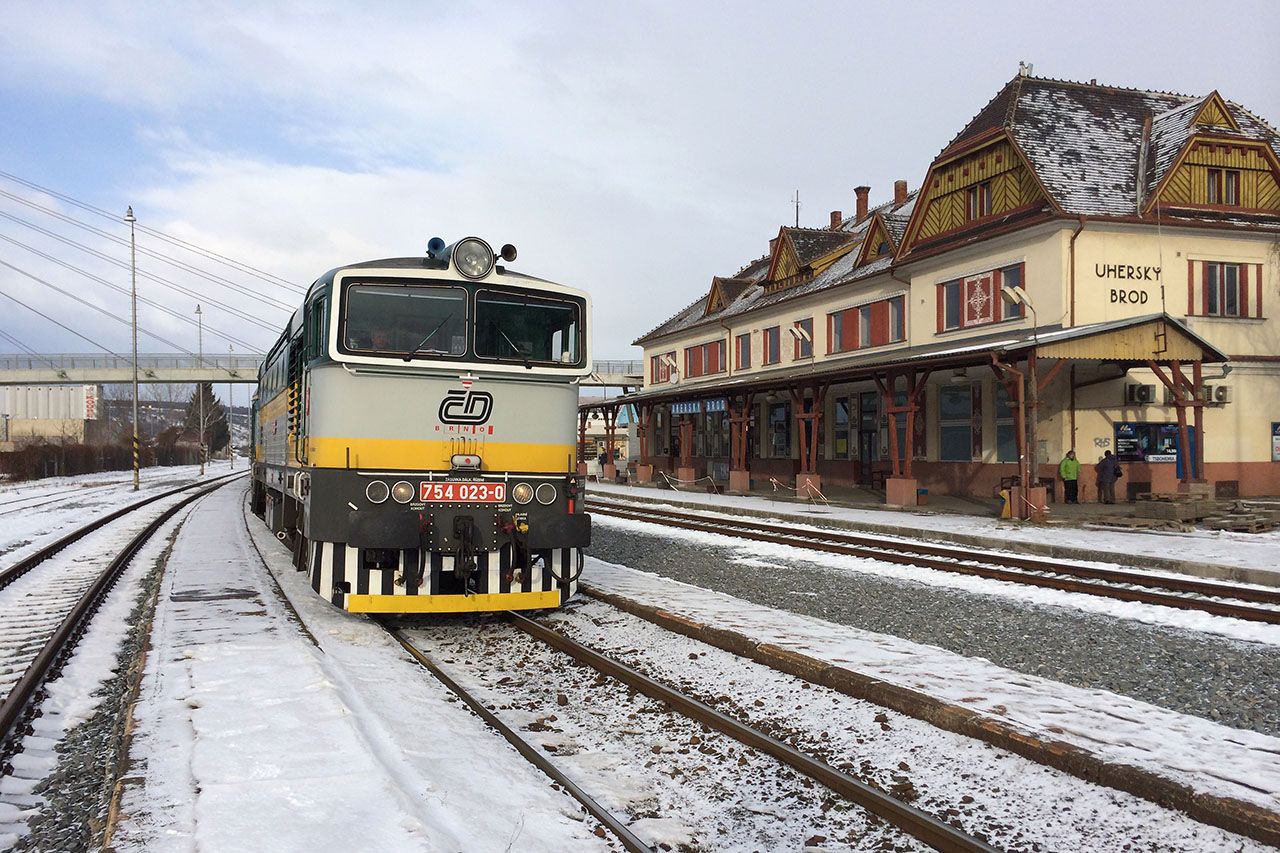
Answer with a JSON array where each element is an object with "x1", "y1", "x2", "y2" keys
[
  {"x1": 512, "y1": 483, "x2": 534, "y2": 504},
  {"x1": 535, "y1": 483, "x2": 556, "y2": 505},
  {"x1": 451, "y1": 237, "x2": 496, "y2": 279},
  {"x1": 391, "y1": 481, "x2": 415, "y2": 503},
  {"x1": 365, "y1": 480, "x2": 390, "y2": 504}
]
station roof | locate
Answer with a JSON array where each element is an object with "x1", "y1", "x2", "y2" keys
[{"x1": 615, "y1": 313, "x2": 1227, "y2": 406}]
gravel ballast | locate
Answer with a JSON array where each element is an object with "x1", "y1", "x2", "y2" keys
[{"x1": 587, "y1": 518, "x2": 1280, "y2": 737}]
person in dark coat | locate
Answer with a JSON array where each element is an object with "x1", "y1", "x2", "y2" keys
[{"x1": 1095, "y1": 450, "x2": 1122, "y2": 504}]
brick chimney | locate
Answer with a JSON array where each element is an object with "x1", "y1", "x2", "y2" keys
[
  {"x1": 894, "y1": 180, "x2": 908, "y2": 206},
  {"x1": 829, "y1": 210, "x2": 843, "y2": 230},
  {"x1": 854, "y1": 186, "x2": 871, "y2": 223}
]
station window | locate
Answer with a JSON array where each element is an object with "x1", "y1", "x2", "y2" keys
[
  {"x1": 833, "y1": 397, "x2": 852, "y2": 459},
  {"x1": 995, "y1": 384, "x2": 1018, "y2": 463},
  {"x1": 763, "y1": 326, "x2": 781, "y2": 365},
  {"x1": 938, "y1": 384, "x2": 973, "y2": 461},
  {"x1": 1205, "y1": 262, "x2": 1244, "y2": 317},
  {"x1": 683, "y1": 340, "x2": 726, "y2": 378},
  {"x1": 965, "y1": 181, "x2": 991, "y2": 220},
  {"x1": 937, "y1": 263, "x2": 1025, "y2": 332},
  {"x1": 735, "y1": 333, "x2": 751, "y2": 370},
  {"x1": 1206, "y1": 168, "x2": 1240, "y2": 206},
  {"x1": 793, "y1": 318, "x2": 813, "y2": 359},
  {"x1": 650, "y1": 351, "x2": 676, "y2": 384},
  {"x1": 768, "y1": 401, "x2": 790, "y2": 457}
]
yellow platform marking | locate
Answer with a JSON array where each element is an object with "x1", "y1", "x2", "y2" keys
[{"x1": 345, "y1": 590, "x2": 562, "y2": 613}]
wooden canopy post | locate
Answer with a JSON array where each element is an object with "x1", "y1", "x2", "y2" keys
[
  {"x1": 1193, "y1": 361, "x2": 1206, "y2": 482},
  {"x1": 873, "y1": 373, "x2": 900, "y2": 478},
  {"x1": 901, "y1": 369, "x2": 930, "y2": 479},
  {"x1": 576, "y1": 409, "x2": 589, "y2": 475},
  {"x1": 790, "y1": 382, "x2": 828, "y2": 498},
  {"x1": 602, "y1": 405, "x2": 619, "y2": 481},
  {"x1": 727, "y1": 393, "x2": 754, "y2": 493},
  {"x1": 676, "y1": 413, "x2": 696, "y2": 485},
  {"x1": 991, "y1": 354, "x2": 1043, "y2": 520},
  {"x1": 1147, "y1": 359, "x2": 1207, "y2": 493},
  {"x1": 635, "y1": 403, "x2": 654, "y2": 483},
  {"x1": 875, "y1": 370, "x2": 920, "y2": 507}
]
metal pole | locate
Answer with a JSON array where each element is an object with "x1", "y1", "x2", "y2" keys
[
  {"x1": 229, "y1": 344, "x2": 235, "y2": 468},
  {"x1": 197, "y1": 304, "x2": 204, "y2": 476},
  {"x1": 125, "y1": 207, "x2": 139, "y2": 490}
]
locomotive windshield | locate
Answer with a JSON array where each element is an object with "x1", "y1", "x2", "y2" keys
[
  {"x1": 342, "y1": 282, "x2": 468, "y2": 357},
  {"x1": 474, "y1": 289, "x2": 582, "y2": 366}
]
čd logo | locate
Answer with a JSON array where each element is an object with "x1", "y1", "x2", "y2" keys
[{"x1": 439, "y1": 389, "x2": 494, "y2": 425}]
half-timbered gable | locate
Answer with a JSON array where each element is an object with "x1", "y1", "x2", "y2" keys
[
  {"x1": 1146, "y1": 93, "x2": 1280, "y2": 216},
  {"x1": 899, "y1": 134, "x2": 1051, "y2": 258},
  {"x1": 1190, "y1": 90, "x2": 1240, "y2": 132},
  {"x1": 763, "y1": 227, "x2": 859, "y2": 294}
]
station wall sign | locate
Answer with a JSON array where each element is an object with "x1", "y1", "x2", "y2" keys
[
  {"x1": 1095, "y1": 263, "x2": 1160, "y2": 307},
  {"x1": 1273, "y1": 422, "x2": 1280, "y2": 462},
  {"x1": 671, "y1": 398, "x2": 728, "y2": 415}
]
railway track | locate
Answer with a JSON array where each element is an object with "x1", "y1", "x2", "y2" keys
[
  {"x1": 0, "y1": 472, "x2": 244, "y2": 770},
  {"x1": 386, "y1": 614, "x2": 997, "y2": 853},
  {"x1": 587, "y1": 497, "x2": 1280, "y2": 625}
]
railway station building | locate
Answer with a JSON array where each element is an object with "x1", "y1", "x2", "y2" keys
[{"x1": 604, "y1": 72, "x2": 1280, "y2": 507}]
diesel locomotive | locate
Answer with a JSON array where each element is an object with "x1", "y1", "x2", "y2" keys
[{"x1": 251, "y1": 236, "x2": 591, "y2": 613}]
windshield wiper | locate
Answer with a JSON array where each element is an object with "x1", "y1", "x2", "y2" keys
[
  {"x1": 405, "y1": 314, "x2": 456, "y2": 361},
  {"x1": 498, "y1": 328, "x2": 532, "y2": 369}
]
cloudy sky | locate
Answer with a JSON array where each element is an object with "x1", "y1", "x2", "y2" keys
[{"x1": 0, "y1": 1, "x2": 1277, "y2": 364}]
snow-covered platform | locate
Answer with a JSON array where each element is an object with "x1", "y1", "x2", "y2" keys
[{"x1": 589, "y1": 481, "x2": 1280, "y2": 587}]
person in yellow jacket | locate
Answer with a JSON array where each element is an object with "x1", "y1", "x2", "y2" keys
[{"x1": 1058, "y1": 449, "x2": 1081, "y2": 504}]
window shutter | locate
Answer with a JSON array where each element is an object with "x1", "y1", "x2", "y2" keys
[
  {"x1": 936, "y1": 283, "x2": 945, "y2": 332},
  {"x1": 1257, "y1": 264, "x2": 1264, "y2": 318},
  {"x1": 1187, "y1": 260, "x2": 1195, "y2": 316},
  {"x1": 872, "y1": 301, "x2": 889, "y2": 347},
  {"x1": 1240, "y1": 265, "x2": 1249, "y2": 316}
]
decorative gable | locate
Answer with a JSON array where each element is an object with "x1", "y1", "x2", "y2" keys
[
  {"x1": 763, "y1": 228, "x2": 857, "y2": 294},
  {"x1": 1151, "y1": 138, "x2": 1280, "y2": 212},
  {"x1": 854, "y1": 216, "x2": 894, "y2": 267},
  {"x1": 1190, "y1": 91, "x2": 1241, "y2": 132},
  {"x1": 900, "y1": 134, "x2": 1050, "y2": 255},
  {"x1": 765, "y1": 230, "x2": 801, "y2": 285}
]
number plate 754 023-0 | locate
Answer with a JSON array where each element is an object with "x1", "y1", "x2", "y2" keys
[{"x1": 419, "y1": 482, "x2": 506, "y2": 502}]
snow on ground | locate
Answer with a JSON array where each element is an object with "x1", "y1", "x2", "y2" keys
[
  {"x1": 583, "y1": 556, "x2": 1280, "y2": 818},
  {"x1": 115, "y1": 485, "x2": 612, "y2": 853},
  {"x1": 590, "y1": 481, "x2": 1280, "y2": 577},
  {"x1": 0, "y1": 502, "x2": 197, "y2": 848},
  {"x1": 0, "y1": 464, "x2": 230, "y2": 568}
]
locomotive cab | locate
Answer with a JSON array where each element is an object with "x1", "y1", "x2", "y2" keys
[{"x1": 253, "y1": 237, "x2": 592, "y2": 614}]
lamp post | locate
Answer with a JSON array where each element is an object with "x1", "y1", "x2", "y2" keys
[
  {"x1": 196, "y1": 304, "x2": 205, "y2": 476},
  {"x1": 229, "y1": 344, "x2": 235, "y2": 468},
  {"x1": 125, "y1": 207, "x2": 139, "y2": 491}
]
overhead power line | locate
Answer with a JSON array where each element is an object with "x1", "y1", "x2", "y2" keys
[
  {"x1": 0, "y1": 283, "x2": 124, "y2": 356},
  {"x1": 0, "y1": 211, "x2": 282, "y2": 332},
  {"x1": 0, "y1": 328, "x2": 63, "y2": 370},
  {"x1": 0, "y1": 190, "x2": 298, "y2": 312},
  {"x1": 0, "y1": 234, "x2": 262, "y2": 350},
  {"x1": 0, "y1": 168, "x2": 305, "y2": 293},
  {"x1": 0, "y1": 258, "x2": 244, "y2": 369}
]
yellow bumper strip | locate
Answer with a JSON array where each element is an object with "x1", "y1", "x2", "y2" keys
[{"x1": 345, "y1": 590, "x2": 562, "y2": 613}]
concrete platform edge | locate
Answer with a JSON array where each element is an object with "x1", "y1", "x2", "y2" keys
[{"x1": 582, "y1": 583, "x2": 1280, "y2": 849}]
